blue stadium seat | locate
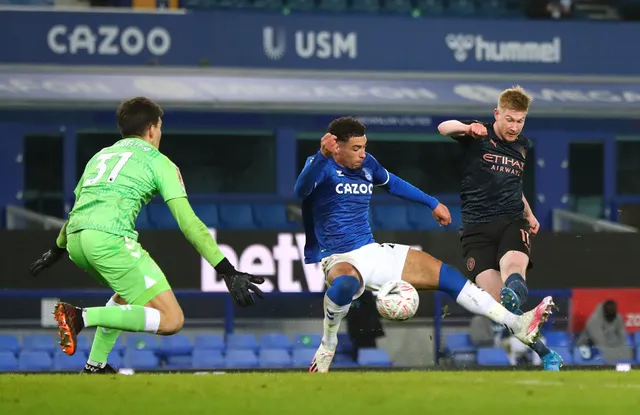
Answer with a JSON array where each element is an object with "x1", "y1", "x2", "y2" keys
[
  {"x1": 226, "y1": 334, "x2": 259, "y2": 351},
  {"x1": 383, "y1": 0, "x2": 412, "y2": 13},
  {"x1": 259, "y1": 349, "x2": 292, "y2": 368},
  {"x1": 253, "y1": 204, "x2": 298, "y2": 229},
  {"x1": 445, "y1": 333, "x2": 476, "y2": 354},
  {"x1": 218, "y1": 204, "x2": 256, "y2": 229},
  {"x1": 107, "y1": 351, "x2": 123, "y2": 368},
  {"x1": 53, "y1": 352, "x2": 87, "y2": 371},
  {"x1": 22, "y1": 334, "x2": 56, "y2": 354},
  {"x1": 448, "y1": 0, "x2": 476, "y2": 16},
  {"x1": 572, "y1": 346, "x2": 604, "y2": 365},
  {"x1": 160, "y1": 335, "x2": 193, "y2": 356},
  {"x1": 191, "y1": 350, "x2": 225, "y2": 369},
  {"x1": 336, "y1": 333, "x2": 353, "y2": 355},
  {"x1": 333, "y1": 353, "x2": 359, "y2": 367},
  {"x1": 192, "y1": 204, "x2": 220, "y2": 227},
  {"x1": 225, "y1": 350, "x2": 258, "y2": 368},
  {"x1": 634, "y1": 332, "x2": 640, "y2": 346},
  {"x1": 259, "y1": 333, "x2": 292, "y2": 351},
  {"x1": 415, "y1": 0, "x2": 444, "y2": 14},
  {"x1": 166, "y1": 355, "x2": 192, "y2": 370},
  {"x1": 0, "y1": 335, "x2": 19, "y2": 355},
  {"x1": 111, "y1": 336, "x2": 126, "y2": 354},
  {"x1": 123, "y1": 350, "x2": 160, "y2": 369},
  {"x1": 351, "y1": 0, "x2": 380, "y2": 12},
  {"x1": 75, "y1": 335, "x2": 91, "y2": 355},
  {"x1": 148, "y1": 203, "x2": 177, "y2": 229},
  {"x1": 136, "y1": 205, "x2": 152, "y2": 229},
  {"x1": 637, "y1": 348, "x2": 640, "y2": 364},
  {"x1": 371, "y1": 205, "x2": 411, "y2": 230},
  {"x1": 287, "y1": 0, "x2": 315, "y2": 10},
  {"x1": 293, "y1": 333, "x2": 321, "y2": 349},
  {"x1": 357, "y1": 348, "x2": 392, "y2": 366},
  {"x1": 627, "y1": 333, "x2": 634, "y2": 347},
  {"x1": 18, "y1": 351, "x2": 52, "y2": 372},
  {"x1": 476, "y1": 348, "x2": 510, "y2": 366},
  {"x1": 553, "y1": 347, "x2": 573, "y2": 365},
  {"x1": 292, "y1": 348, "x2": 315, "y2": 368},
  {"x1": 194, "y1": 334, "x2": 225, "y2": 351},
  {"x1": 318, "y1": 0, "x2": 347, "y2": 12},
  {"x1": 0, "y1": 351, "x2": 19, "y2": 372},
  {"x1": 125, "y1": 334, "x2": 160, "y2": 353},
  {"x1": 544, "y1": 331, "x2": 570, "y2": 348}
]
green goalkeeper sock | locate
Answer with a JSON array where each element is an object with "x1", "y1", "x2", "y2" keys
[
  {"x1": 88, "y1": 298, "x2": 122, "y2": 365},
  {"x1": 84, "y1": 305, "x2": 160, "y2": 333}
]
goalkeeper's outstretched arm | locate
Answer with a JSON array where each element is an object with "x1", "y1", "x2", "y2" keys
[
  {"x1": 166, "y1": 197, "x2": 266, "y2": 307},
  {"x1": 166, "y1": 197, "x2": 234, "y2": 274}
]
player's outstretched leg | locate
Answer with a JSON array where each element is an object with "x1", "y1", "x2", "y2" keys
[
  {"x1": 310, "y1": 271, "x2": 360, "y2": 373},
  {"x1": 499, "y1": 251, "x2": 563, "y2": 371},
  {"x1": 402, "y1": 250, "x2": 553, "y2": 346},
  {"x1": 82, "y1": 295, "x2": 123, "y2": 374},
  {"x1": 54, "y1": 292, "x2": 181, "y2": 356}
]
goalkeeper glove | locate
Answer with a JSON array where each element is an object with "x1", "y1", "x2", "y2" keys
[
  {"x1": 215, "y1": 258, "x2": 265, "y2": 307},
  {"x1": 29, "y1": 245, "x2": 66, "y2": 276}
]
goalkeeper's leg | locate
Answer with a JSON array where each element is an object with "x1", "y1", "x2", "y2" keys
[
  {"x1": 60, "y1": 231, "x2": 183, "y2": 357},
  {"x1": 84, "y1": 294, "x2": 124, "y2": 373}
]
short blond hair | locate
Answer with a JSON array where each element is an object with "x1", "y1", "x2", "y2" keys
[{"x1": 498, "y1": 85, "x2": 532, "y2": 112}]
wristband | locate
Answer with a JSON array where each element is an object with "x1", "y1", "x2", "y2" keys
[{"x1": 214, "y1": 257, "x2": 236, "y2": 276}]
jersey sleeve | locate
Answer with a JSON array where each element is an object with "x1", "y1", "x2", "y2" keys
[
  {"x1": 294, "y1": 152, "x2": 330, "y2": 198},
  {"x1": 73, "y1": 175, "x2": 84, "y2": 199},
  {"x1": 152, "y1": 156, "x2": 188, "y2": 202},
  {"x1": 366, "y1": 153, "x2": 390, "y2": 186},
  {"x1": 454, "y1": 120, "x2": 481, "y2": 148}
]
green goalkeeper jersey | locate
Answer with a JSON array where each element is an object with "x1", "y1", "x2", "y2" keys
[{"x1": 67, "y1": 137, "x2": 187, "y2": 240}]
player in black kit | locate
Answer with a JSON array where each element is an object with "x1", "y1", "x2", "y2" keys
[{"x1": 438, "y1": 86, "x2": 563, "y2": 371}]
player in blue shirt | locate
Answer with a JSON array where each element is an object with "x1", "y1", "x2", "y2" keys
[{"x1": 295, "y1": 117, "x2": 555, "y2": 373}]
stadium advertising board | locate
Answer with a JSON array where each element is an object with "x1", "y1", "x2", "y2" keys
[
  {"x1": 0, "y1": 9, "x2": 638, "y2": 75},
  {"x1": 2, "y1": 230, "x2": 640, "y2": 292},
  {"x1": 0, "y1": 71, "x2": 639, "y2": 117},
  {"x1": 571, "y1": 288, "x2": 640, "y2": 333}
]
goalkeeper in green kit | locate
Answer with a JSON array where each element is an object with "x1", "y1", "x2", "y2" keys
[{"x1": 29, "y1": 97, "x2": 265, "y2": 374}]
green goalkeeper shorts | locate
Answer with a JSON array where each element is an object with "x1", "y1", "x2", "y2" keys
[{"x1": 66, "y1": 229, "x2": 171, "y2": 305}]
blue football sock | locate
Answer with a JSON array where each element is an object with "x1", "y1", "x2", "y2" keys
[
  {"x1": 505, "y1": 273, "x2": 528, "y2": 306},
  {"x1": 531, "y1": 338, "x2": 551, "y2": 358},
  {"x1": 326, "y1": 275, "x2": 359, "y2": 306},
  {"x1": 437, "y1": 263, "x2": 468, "y2": 299}
]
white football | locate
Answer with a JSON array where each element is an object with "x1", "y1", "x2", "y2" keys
[{"x1": 375, "y1": 280, "x2": 419, "y2": 321}]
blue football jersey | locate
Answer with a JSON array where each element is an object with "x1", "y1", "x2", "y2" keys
[{"x1": 298, "y1": 152, "x2": 389, "y2": 264}]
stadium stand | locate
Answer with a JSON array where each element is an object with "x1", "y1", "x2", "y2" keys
[
  {"x1": 2, "y1": 327, "x2": 640, "y2": 372},
  {"x1": 440, "y1": 330, "x2": 640, "y2": 368},
  {"x1": 0, "y1": 332, "x2": 382, "y2": 372}
]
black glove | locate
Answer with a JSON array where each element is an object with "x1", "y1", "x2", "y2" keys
[
  {"x1": 29, "y1": 245, "x2": 66, "y2": 277},
  {"x1": 215, "y1": 258, "x2": 265, "y2": 307}
]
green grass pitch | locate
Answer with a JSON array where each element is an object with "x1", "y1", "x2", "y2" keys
[{"x1": 1, "y1": 371, "x2": 639, "y2": 414}]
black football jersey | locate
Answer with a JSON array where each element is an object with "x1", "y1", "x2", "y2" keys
[{"x1": 455, "y1": 120, "x2": 532, "y2": 225}]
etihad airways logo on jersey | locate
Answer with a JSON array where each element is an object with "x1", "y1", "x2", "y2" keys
[
  {"x1": 483, "y1": 153, "x2": 524, "y2": 176},
  {"x1": 335, "y1": 183, "x2": 373, "y2": 195}
]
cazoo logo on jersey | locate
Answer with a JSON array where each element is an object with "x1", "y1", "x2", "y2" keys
[
  {"x1": 47, "y1": 25, "x2": 171, "y2": 56},
  {"x1": 263, "y1": 26, "x2": 357, "y2": 60},
  {"x1": 445, "y1": 33, "x2": 561, "y2": 64}
]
